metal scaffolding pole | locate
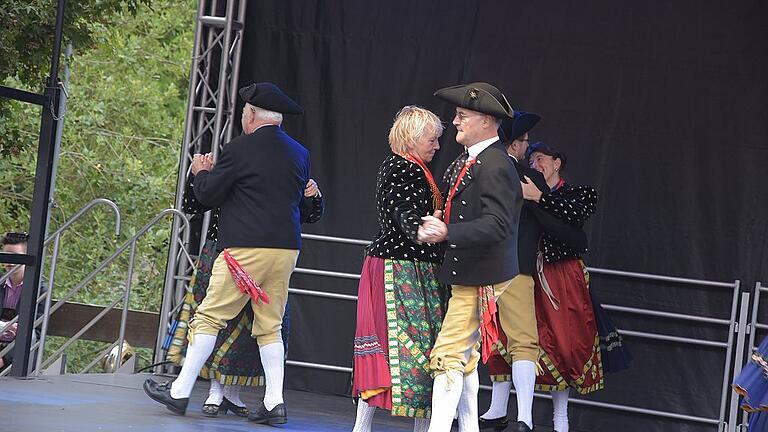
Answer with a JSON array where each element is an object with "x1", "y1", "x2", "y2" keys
[{"x1": 155, "y1": 0, "x2": 247, "y2": 370}]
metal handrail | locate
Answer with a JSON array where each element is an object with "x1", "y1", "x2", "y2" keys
[
  {"x1": 1, "y1": 199, "x2": 122, "y2": 370},
  {"x1": 34, "y1": 208, "x2": 190, "y2": 374},
  {"x1": 35, "y1": 198, "x2": 122, "y2": 373},
  {"x1": 45, "y1": 198, "x2": 122, "y2": 241}
]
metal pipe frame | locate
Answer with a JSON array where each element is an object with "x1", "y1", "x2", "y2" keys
[
  {"x1": 157, "y1": 0, "x2": 246, "y2": 372},
  {"x1": 26, "y1": 209, "x2": 189, "y2": 375},
  {"x1": 0, "y1": 199, "x2": 121, "y2": 371}
]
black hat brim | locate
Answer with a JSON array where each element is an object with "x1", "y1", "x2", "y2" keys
[
  {"x1": 433, "y1": 82, "x2": 514, "y2": 118},
  {"x1": 239, "y1": 82, "x2": 304, "y2": 115},
  {"x1": 499, "y1": 112, "x2": 541, "y2": 143}
]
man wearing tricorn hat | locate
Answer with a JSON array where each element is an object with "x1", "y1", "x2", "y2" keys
[
  {"x1": 417, "y1": 82, "x2": 535, "y2": 432},
  {"x1": 144, "y1": 82, "x2": 310, "y2": 425}
]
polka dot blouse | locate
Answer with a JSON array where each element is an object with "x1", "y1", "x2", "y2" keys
[
  {"x1": 366, "y1": 154, "x2": 443, "y2": 264},
  {"x1": 539, "y1": 182, "x2": 598, "y2": 263}
]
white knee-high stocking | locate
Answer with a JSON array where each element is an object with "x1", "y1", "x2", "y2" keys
[
  {"x1": 457, "y1": 370, "x2": 479, "y2": 432},
  {"x1": 481, "y1": 380, "x2": 512, "y2": 420},
  {"x1": 352, "y1": 399, "x2": 376, "y2": 432},
  {"x1": 170, "y1": 333, "x2": 217, "y2": 399},
  {"x1": 551, "y1": 389, "x2": 570, "y2": 432},
  {"x1": 428, "y1": 371, "x2": 464, "y2": 432},
  {"x1": 511, "y1": 360, "x2": 536, "y2": 429},
  {"x1": 259, "y1": 340, "x2": 285, "y2": 410}
]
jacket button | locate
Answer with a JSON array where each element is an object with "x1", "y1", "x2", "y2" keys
[
  {"x1": 458, "y1": 215, "x2": 464, "y2": 220},
  {"x1": 450, "y1": 244, "x2": 457, "y2": 249},
  {"x1": 453, "y1": 257, "x2": 458, "y2": 262},
  {"x1": 461, "y1": 200, "x2": 466, "y2": 205},
  {"x1": 452, "y1": 271, "x2": 457, "y2": 275}
]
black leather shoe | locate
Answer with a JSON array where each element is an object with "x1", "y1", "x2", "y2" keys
[
  {"x1": 143, "y1": 379, "x2": 188, "y2": 415},
  {"x1": 221, "y1": 397, "x2": 249, "y2": 417},
  {"x1": 509, "y1": 420, "x2": 533, "y2": 432},
  {"x1": 248, "y1": 401, "x2": 287, "y2": 424},
  {"x1": 479, "y1": 416, "x2": 510, "y2": 431}
]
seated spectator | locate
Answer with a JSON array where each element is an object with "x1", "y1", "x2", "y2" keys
[{"x1": 1, "y1": 232, "x2": 29, "y2": 370}]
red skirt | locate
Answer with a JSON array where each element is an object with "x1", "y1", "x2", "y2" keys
[
  {"x1": 534, "y1": 258, "x2": 604, "y2": 394},
  {"x1": 352, "y1": 256, "x2": 392, "y2": 409}
]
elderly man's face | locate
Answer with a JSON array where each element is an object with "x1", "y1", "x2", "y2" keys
[{"x1": 452, "y1": 107, "x2": 489, "y2": 146}]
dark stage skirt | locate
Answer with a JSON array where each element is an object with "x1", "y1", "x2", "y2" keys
[
  {"x1": 352, "y1": 256, "x2": 446, "y2": 418},
  {"x1": 533, "y1": 258, "x2": 603, "y2": 394},
  {"x1": 733, "y1": 337, "x2": 768, "y2": 430},
  {"x1": 588, "y1": 286, "x2": 632, "y2": 373},
  {"x1": 166, "y1": 239, "x2": 291, "y2": 386}
]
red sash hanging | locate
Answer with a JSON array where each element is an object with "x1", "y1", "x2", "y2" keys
[
  {"x1": 479, "y1": 285, "x2": 500, "y2": 363},
  {"x1": 222, "y1": 249, "x2": 270, "y2": 305}
]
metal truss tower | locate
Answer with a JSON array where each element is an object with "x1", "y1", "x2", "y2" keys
[{"x1": 154, "y1": 0, "x2": 247, "y2": 368}]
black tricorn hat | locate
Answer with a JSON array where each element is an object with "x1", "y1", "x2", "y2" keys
[
  {"x1": 238, "y1": 82, "x2": 303, "y2": 115},
  {"x1": 525, "y1": 141, "x2": 567, "y2": 170},
  {"x1": 433, "y1": 82, "x2": 514, "y2": 118},
  {"x1": 498, "y1": 111, "x2": 542, "y2": 143}
]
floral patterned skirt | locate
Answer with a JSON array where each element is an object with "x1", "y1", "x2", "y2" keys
[
  {"x1": 166, "y1": 239, "x2": 291, "y2": 386},
  {"x1": 352, "y1": 256, "x2": 446, "y2": 418}
]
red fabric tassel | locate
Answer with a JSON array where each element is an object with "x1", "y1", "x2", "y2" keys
[
  {"x1": 479, "y1": 285, "x2": 500, "y2": 363},
  {"x1": 222, "y1": 249, "x2": 270, "y2": 305}
]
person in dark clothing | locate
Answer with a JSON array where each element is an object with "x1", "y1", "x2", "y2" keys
[
  {"x1": 144, "y1": 82, "x2": 311, "y2": 426},
  {"x1": 480, "y1": 113, "x2": 589, "y2": 432},
  {"x1": 417, "y1": 82, "x2": 530, "y2": 432},
  {"x1": 166, "y1": 175, "x2": 323, "y2": 417}
]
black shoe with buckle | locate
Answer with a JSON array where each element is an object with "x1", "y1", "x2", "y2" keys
[
  {"x1": 509, "y1": 420, "x2": 533, "y2": 432},
  {"x1": 143, "y1": 379, "x2": 189, "y2": 415},
  {"x1": 221, "y1": 397, "x2": 249, "y2": 417},
  {"x1": 248, "y1": 401, "x2": 287, "y2": 425},
  {"x1": 479, "y1": 416, "x2": 510, "y2": 431}
]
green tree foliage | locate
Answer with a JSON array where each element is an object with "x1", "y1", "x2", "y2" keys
[
  {"x1": 0, "y1": 0, "x2": 152, "y2": 156},
  {"x1": 1, "y1": 0, "x2": 195, "y2": 371}
]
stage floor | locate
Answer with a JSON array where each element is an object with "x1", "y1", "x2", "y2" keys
[
  {"x1": 0, "y1": 373, "x2": 415, "y2": 432},
  {"x1": 0, "y1": 373, "x2": 562, "y2": 431}
]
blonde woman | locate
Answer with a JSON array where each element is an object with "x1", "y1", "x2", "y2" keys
[{"x1": 351, "y1": 106, "x2": 447, "y2": 432}]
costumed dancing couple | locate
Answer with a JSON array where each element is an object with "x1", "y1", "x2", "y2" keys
[
  {"x1": 144, "y1": 81, "x2": 323, "y2": 425},
  {"x1": 352, "y1": 82, "x2": 630, "y2": 432}
]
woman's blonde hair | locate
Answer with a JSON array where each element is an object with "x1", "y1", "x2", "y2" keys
[{"x1": 388, "y1": 105, "x2": 444, "y2": 154}]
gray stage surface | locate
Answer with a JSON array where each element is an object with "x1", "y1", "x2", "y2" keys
[{"x1": 0, "y1": 373, "x2": 414, "y2": 431}]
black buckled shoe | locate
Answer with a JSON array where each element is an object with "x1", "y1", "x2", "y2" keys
[
  {"x1": 221, "y1": 397, "x2": 249, "y2": 417},
  {"x1": 509, "y1": 420, "x2": 533, "y2": 432},
  {"x1": 143, "y1": 379, "x2": 189, "y2": 415},
  {"x1": 247, "y1": 401, "x2": 287, "y2": 425},
  {"x1": 479, "y1": 416, "x2": 510, "y2": 431}
]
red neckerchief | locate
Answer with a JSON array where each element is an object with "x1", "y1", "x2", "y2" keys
[
  {"x1": 399, "y1": 153, "x2": 444, "y2": 211},
  {"x1": 444, "y1": 158, "x2": 476, "y2": 223}
]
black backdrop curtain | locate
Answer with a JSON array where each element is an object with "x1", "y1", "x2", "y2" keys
[{"x1": 235, "y1": 1, "x2": 768, "y2": 430}]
